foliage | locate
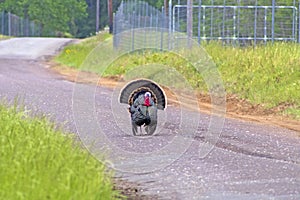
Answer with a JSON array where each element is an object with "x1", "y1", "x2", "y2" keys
[
  {"x1": 0, "y1": 102, "x2": 122, "y2": 199},
  {"x1": 0, "y1": 0, "x2": 88, "y2": 36},
  {"x1": 81, "y1": 0, "x2": 110, "y2": 37}
]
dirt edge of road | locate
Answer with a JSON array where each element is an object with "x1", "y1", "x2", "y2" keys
[{"x1": 49, "y1": 63, "x2": 300, "y2": 133}]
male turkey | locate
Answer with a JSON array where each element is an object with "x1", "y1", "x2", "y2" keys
[{"x1": 119, "y1": 79, "x2": 166, "y2": 135}]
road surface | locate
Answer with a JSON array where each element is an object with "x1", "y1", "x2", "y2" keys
[{"x1": 0, "y1": 38, "x2": 299, "y2": 199}]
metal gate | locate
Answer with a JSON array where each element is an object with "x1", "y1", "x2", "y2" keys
[{"x1": 173, "y1": 4, "x2": 298, "y2": 45}]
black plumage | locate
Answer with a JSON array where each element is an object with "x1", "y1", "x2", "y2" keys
[{"x1": 119, "y1": 79, "x2": 166, "y2": 135}]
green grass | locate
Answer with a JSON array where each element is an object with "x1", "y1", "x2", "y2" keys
[
  {"x1": 55, "y1": 32, "x2": 111, "y2": 68},
  {"x1": 0, "y1": 102, "x2": 122, "y2": 200},
  {"x1": 0, "y1": 34, "x2": 10, "y2": 40},
  {"x1": 204, "y1": 42, "x2": 300, "y2": 109},
  {"x1": 284, "y1": 108, "x2": 300, "y2": 120},
  {"x1": 55, "y1": 33, "x2": 300, "y2": 118},
  {"x1": 104, "y1": 50, "x2": 207, "y2": 91}
]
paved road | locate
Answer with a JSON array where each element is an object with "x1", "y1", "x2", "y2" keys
[{"x1": 0, "y1": 38, "x2": 299, "y2": 199}]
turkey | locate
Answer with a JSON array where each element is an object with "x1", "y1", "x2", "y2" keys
[{"x1": 119, "y1": 79, "x2": 166, "y2": 135}]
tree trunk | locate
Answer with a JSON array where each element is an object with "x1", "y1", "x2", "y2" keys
[
  {"x1": 107, "y1": 0, "x2": 113, "y2": 33},
  {"x1": 164, "y1": 0, "x2": 168, "y2": 16}
]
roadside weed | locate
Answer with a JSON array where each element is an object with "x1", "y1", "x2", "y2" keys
[{"x1": 0, "y1": 103, "x2": 121, "y2": 200}]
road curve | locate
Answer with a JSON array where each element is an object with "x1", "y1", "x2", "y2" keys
[{"x1": 0, "y1": 38, "x2": 299, "y2": 199}]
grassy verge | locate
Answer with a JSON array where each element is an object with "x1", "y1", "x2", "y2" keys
[
  {"x1": 0, "y1": 34, "x2": 10, "y2": 40},
  {"x1": 54, "y1": 33, "x2": 300, "y2": 119},
  {"x1": 55, "y1": 32, "x2": 111, "y2": 68},
  {"x1": 0, "y1": 103, "x2": 122, "y2": 199},
  {"x1": 205, "y1": 42, "x2": 300, "y2": 109}
]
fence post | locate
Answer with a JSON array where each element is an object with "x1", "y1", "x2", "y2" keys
[
  {"x1": 233, "y1": 6, "x2": 236, "y2": 43},
  {"x1": 198, "y1": 0, "x2": 202, "y2": 44},
  {"x1": 172, "y1": 5, "x2": 175, "y2": 33},
  {"x1": 172, "y1": 5, "x2": 176, "y2": 48},
  {"x1": 264, "y1": 7, "x2": 267, "y2": 44},
  {"x1": 25, "y1": 17, "x2": 29, "y2": 36},
  {"x1": 8, "y1": 12, "x2": 11, "y2": 36},
  {"x1": 150, "y1": 13, "x2": 152, "y2": 28},
  {"x1": 144, "y1": 3, "x2": 148, "y2": 46},
  {"x1": 177, "y1": 0, "x2": 180, "y2": 32},
  {"x1": 254, "y1": 0, "x2": 258, "y2": 46},
  {"x1": 299, "y1": 0, "x2": 300, "y2": 42},
  {"x1": 132, "y1": 12, "x2": 135, "y2": 51},
  {"x1": 292, "y1": 0, "x2": 296, "y2": 42},
  {"x1": 32, "y1": 21, "x2": 34, "y2": 36},
  {"x1": 19, "y1": 17, "x2": 22, "y2": 36},
  {"x1": 222, "y1": 0, "x2": 226, "y2": 44},
  {"x1": 237, "y1": 0, "x2": 240, "y2": 44},
  {"x1": 271, "y1": 0, "x2": 275, "y2": 43},
  {"x1": 187, "y1": 0, "x2": 193, "y2": 47},
  {"x1": 113, "y1": 12, "x2": 116, "y2": 48},
  {"x1": 96, "y1": 0, "x2": 100, "y2": 32},
  {"x1": 210, "y1": 0, "x2": 214, "y2": 39},
  {"x1": 203, "y1": 5, "x2": 206, "y2": 41},
  {"x1": 168, "y1": 0, "x2": 172, "y2": 49},
  {"x1": 156, "y1": 9, "x2": 159, "y2": 47},
  {"x1": 1, "y1": 11, "x2": 4, "y2": 35},
  {"x1": 137, "y1": 3, "x2": 141, "y2": 28},
  {"x1": 161, "y1": 7, "x2": 164, "y2": 51}
]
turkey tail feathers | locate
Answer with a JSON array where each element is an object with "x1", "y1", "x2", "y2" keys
[{"x1": 119, "y1": 79, "x2": 166, "y2": 110}]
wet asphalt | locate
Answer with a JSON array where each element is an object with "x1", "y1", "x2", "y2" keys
[{"x1": 0, "y1": 38, "x2": 299, "y2": 200}]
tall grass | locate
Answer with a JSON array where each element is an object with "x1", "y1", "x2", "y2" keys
[
  {"x1": 0, "y1": 103, "x2": 121, "y2": 199},
  {"x1": 204, "y1": 42, "x2": 300, "y2": 108},
  {"x1": 55, "y1": 34, "x2": 300, "y2": 117}
]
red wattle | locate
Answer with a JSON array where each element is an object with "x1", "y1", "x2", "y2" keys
[{"x1": 144, "y1": 96, "x2": 150, "y2": 106}]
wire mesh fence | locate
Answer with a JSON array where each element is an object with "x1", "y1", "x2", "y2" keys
[
  {"x1": 174, "y1": 0, "x2": 299, "y2": 45},
  {"x1": 0, "y1": 11, "x2": 42, "y2": 37},
  {"x1": 113, "y1": 1, "x2": 170, "y2": 50},
  {"x1": 114, "y1": 0, "x2": 300, "y2": 48}
]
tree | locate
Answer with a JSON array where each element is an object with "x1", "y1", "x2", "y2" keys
[
  {"x1": 0, "y1": 0, "x2": 88, "y2": 37},
  {"x1": 29, "y1": 0, "x2": 87, "y2": 36},
  {"x1": 81, "y1": 0, "x2": 108, "y2": 37},
  {"x1": 81, "y1": 0, "x2": 122, "y2": 37}
]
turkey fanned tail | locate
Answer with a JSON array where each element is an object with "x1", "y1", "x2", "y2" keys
[{"x1": 119, "y1": 79, "x2": 166, "y2": 110}]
